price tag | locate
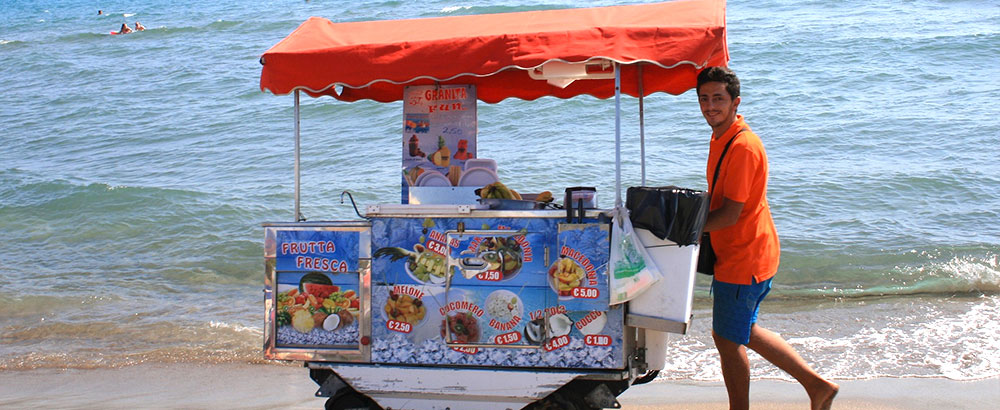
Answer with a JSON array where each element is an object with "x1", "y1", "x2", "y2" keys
[
  {"x1": 572, "y1": 287, "x2": 600, "y2": 299},
  {"x1": 584, "y1": 334, "x2": 611, "y2": 346},
  {"x1": 543, "y1": 335, "x2": 570, "y2": 352},
  {"x1": 425, "y1": 240, "x2": 447, "y2": 256},
  {"x1": 386, "y1": 320, "x2": 412, "y2": 334},
  {"x1": 450, "y1": 346, "x2": 478, "y2": 355},
  {"x1": 476, "y1": 270, "x2": 502, "y2": 281},
  {"x1": 494, "y1": 331, "x2": 522, "y2": 345}
]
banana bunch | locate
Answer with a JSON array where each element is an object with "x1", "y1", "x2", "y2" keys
[
  {"x1": 536, "y1": 191, "x2": 554, "y2": 203},
  {"x1": 479, "y1": 181, "x2": 521, "y2": 200}
]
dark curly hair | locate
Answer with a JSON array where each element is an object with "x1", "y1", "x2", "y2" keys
[{"x1": 696, "y1": 67, "x2": 740, "y2": 100}]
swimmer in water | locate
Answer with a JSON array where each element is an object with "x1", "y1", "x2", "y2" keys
[
  {"x1": 134, "y1": 21, "x2": 145, "y2": 31},
  {"x1": 115, "y1": 23, "x2": 133, "y2": 35}
]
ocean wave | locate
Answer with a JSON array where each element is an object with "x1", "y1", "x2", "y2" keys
[
  {"x1": 786, "y1": 296, "x2": 1000, "y2": 381},
  {"x1": 771, "y1": 250, "x2": 1000, "y2": 300},
  {"x1": 101, "y1": 20, "x2": 243, "y2": 37},
  {"x1": 0, "y1": 173, "x2": 265, "y2": 285},
  {"x1": 0, "y1": 174, "x2": 202, "y2": 211},
  {"x1": 44, "y1": 31, "x2": 110, "y2": 43},
  {"x1": 436, "y1": 3, "x2": 571, "y2": 16},
  {"x1": 0, "y1": 294, "x2": 123, "y2": 320},
  {"x1": 0, "y1": 39, "x2": 28, "y2": 48},
  {"x1": 0, "y1": 297, "x2": 265, "y2": 371},
  {"x1": 209, "y1": 321, "x2": 261, "y2": 335},
  {"x1": 32, "y1": 18, "x2": 259, "y2": 45},
  {"x1": 883, "y1": 249, "x2": 1000, "y2": 293},
  {"x1": 0, "y1": 343, "x2": 267, "y2": 371},
  {"x1": 243, "y1": 18, "x2": 312, "y2": 33},
  {"x1": 658, "y1": 295, "x2": 1000, "y2": 382},
  {"x1": 439, "y1": 5, "x2": 472, "y2": 13}
]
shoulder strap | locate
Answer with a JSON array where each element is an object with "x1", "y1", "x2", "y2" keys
[{"x1": 710, "y1": 127, "x2": 747, "y2": 192}]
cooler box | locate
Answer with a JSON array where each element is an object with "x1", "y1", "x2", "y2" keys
[
  {"x1": 627, "y1": 229, "x2": 698, "y2": 332},
  {"x1": 624, "y1": 186, "x2": 705, "y2": 370},
  {"x1": 627, "y1": 229, "x2": 699, "y2": 371}
]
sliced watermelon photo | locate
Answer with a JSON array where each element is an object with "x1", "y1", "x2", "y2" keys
[
  {"x1": 303, "y1": 283, "x2": 341, "y2": 299},
  {"x1": 298, "y1": 272, "x2": 332, "y2": 294}
]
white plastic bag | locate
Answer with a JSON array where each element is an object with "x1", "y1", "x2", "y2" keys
[{"x1": 609, "y1": 206, "x2": 662, "y2": 305}]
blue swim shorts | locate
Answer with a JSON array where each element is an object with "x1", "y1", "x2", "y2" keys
[{"x1": 712, "y1": 277, "x2": 772, "y2": 345}]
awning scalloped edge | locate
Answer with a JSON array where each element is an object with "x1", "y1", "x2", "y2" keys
[{"x1": 260, "y1": 57, "x2": 712, "y2": 98}]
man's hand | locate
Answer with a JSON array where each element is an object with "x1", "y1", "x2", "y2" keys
[{"x1": 704, "y1": 197, "x2": 744, "y2": 232}]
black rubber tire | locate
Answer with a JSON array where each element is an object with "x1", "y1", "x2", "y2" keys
[
  {"x1": 548, "y1": 392, "x2": 580, "y2": 410},
  {"x1": 524, "y1": 391, "x2": 580, "y2": 410},
  {"x1": 325, "y1": 392, "x2": 379, "y2": 410}
]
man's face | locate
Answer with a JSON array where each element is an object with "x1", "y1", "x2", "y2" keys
[{"x1": 698, "y1": 81, "x2": 740, "y2": 130}]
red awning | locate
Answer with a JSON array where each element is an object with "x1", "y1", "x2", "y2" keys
[{"x1": 259, "y1": 0, "x2": 728, "y2": 103}]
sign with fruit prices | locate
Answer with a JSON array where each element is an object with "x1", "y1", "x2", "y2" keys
[
  {"x1": 401, "y1": 85, "x2": 477, "y2": 203},
  {"x1": 554, "y1": 223, "x2": 611, "y2": 310},
  {"x1": 273, "y1": 229, "x2": 363, "y2": 348}
]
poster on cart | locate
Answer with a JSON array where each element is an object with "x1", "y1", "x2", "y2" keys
[
  {"x1": 371, "y1": 283, "x2": 624, "y2": 370},
  {"x1": 401, "y1": 85, "x2": 477, "y2": 202},
  {"x1": 374, "y1": 284, "x2": 551, "y2": 348},
  {"x1": 369, "y1": 217, "x2": 623, "y2": 369},
  {"x1": 274, "y1": 230, "x2": 359, "y2": 273},
  {"x1": 273, "y1": 230, "x2": 361, "y2": 347},
  {"x1": 553, "y1": 223, "x2": 611, "y2": 310},
  {"x1": 370, "y1": 217, "x2": 556, "y2": 287}
]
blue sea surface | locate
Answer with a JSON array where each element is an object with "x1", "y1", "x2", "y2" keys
[{"x1": 1, "y1": 0, "x2": 998, "y2": 382}]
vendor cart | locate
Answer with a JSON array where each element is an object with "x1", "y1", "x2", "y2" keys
[{"x1": 258, "y1": 1, "x2": 729, "y2": 409}]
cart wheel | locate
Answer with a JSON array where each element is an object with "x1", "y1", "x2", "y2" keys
[
  {"x1": 526, "y1": 392, "x2": 579, "y2": 410},
  {"x1": 552, "y1": 392, "x2": 581, "y2": 410},
  {"x1": 325, "y1": 391, "x2": 380, "y2": 410}
]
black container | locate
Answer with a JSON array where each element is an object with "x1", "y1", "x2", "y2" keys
[
  {"x1": 625, "y1": 186, "x2": 709, "y2": 246},
  {"x1": 564, "y1": 187, "x2": 596, "y2": 223},
  {"x1": 564, "y1": 187, "x2": 596, "y2": 208}
]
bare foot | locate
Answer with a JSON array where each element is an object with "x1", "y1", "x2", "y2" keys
[{"x1": 809, "y1": 380, "x2": 839, "y2": 410}]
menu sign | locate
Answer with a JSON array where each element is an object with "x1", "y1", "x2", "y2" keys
[
  {"x1": 273, "y1": 230, "x2": 361, "y2": 348},
  {"x1": 554, "y1": 224, "x2": 611, "y2": 310},
  {"x1": 369, "y1": 216, "x2": 624, "y2": 369},
  {"x1": 401, "y1": 85, "x2": 477, "y2": 203}
]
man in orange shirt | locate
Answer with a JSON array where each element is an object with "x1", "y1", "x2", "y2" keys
[{"x1": 698, "y1": 67, "x2": 838, "y2": 410}]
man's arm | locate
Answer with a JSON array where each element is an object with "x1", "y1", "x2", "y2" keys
[{"x1": 703, "y1": 197, "x2": 744, "y2": 232}]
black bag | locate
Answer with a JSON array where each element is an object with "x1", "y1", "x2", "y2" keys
[
  {"x1": 696, "y1": 232, "x2": 716, "y2": 275},
  {"x1": 625, "y1": 186, "x2": 709, "y2": 246},
  {"x1": 696, "y1": 129, "x2": 744, "y2": 276}
]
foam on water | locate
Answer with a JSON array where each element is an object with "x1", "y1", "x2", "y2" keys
[
  {"x1": 787, "y1": 295, "x2": 1000, "y2": 381},
  {"x1": 659, "y1": 295, "x2": 1000, "y2": 382}
]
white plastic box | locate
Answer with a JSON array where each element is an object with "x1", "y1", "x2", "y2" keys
[{"x1": 627, "y1": 228, "x2": 699, "y2": 370}]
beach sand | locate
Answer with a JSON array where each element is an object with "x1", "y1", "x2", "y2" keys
[
  {"x1": 617, "y1": 377, "x2": 999, "y2": 410},
  {"x1": 0, "y1": 363, "x2": 996, "y2": 409}
]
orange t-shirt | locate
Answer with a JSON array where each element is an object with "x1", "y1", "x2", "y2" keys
[{"x1": 706, "y1": 115, "x2": 780, "y2": 285}]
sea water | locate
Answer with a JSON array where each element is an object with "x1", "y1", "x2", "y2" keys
[{"x1": 1, "y1": 0, "x2": 998, "y2": 382}]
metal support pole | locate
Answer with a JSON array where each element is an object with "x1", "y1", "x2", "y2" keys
[
  {"x1": 614, "y1": 63, "x2": 622, "y2": 208},
  {"x1": 294, "y1": 90, "x2": 302, "y2": 222},
  {"x1": 638, "y1": 64, "x2": 646, "y2": 186}
]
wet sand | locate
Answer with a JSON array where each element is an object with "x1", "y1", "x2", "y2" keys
[
  {"x1": 0, "y1": 363, "x2": 996, "y2": 409},
  {"x1": 618, "y1": 377, "x2": 999, "y2": 410}
]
